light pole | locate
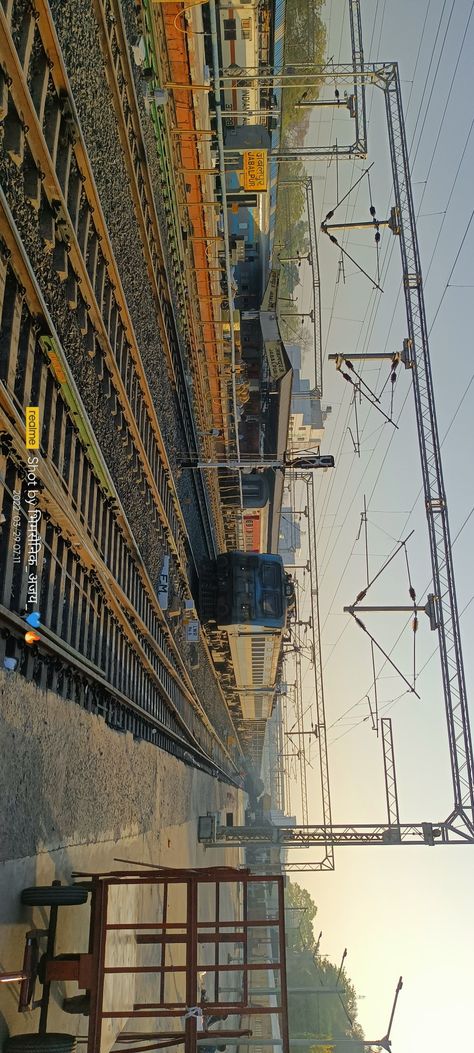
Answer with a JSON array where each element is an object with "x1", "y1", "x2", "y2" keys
[
  {"x1": 180, "y1": 455, "x2": 335, "y2": 470},
  {"x1": 280, "y1": 310, "x2": 314, "y2": 323},
  {"x1": 336, "y1": 948, "x2": 348, "y2": 988}
]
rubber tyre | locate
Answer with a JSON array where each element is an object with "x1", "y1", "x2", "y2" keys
[
  {"x1": 21, "y1": 886, "x2": 88, "y2": 907},
  {"x1": 4, "y1": 1035, "x2": 77, "y2": 1053}
]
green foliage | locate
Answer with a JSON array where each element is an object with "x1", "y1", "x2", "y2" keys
[
  {"x1": 274, "y1": 3, "x2": 327, "y2": 293},
  {"x1": 285, "y1": 879, "x2": 319, "y2": 953},
  {"x1": 274, "y1": 163, "x2": 310, "y2": 296},
  {"x1": 284, "y1": 883, "x2": 365, "y2": 1053},
  {"x1": 280, "y1": 0, "x2": 327, "y2": 146}
]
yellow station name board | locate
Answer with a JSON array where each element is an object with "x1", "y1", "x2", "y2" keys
[{"x1": 243, "y1": 149, "x2": 268, "y2": 191}]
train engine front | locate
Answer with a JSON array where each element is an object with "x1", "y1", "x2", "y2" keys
[{"x1": 202, "y1": 552, "x2": 288, "y2": 722}]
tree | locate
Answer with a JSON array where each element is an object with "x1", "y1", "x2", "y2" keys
[
  {"x1": 280, "y1": 0, "x2": 327, "y2": 146},
  {"x1": 275, "y1": 171, "x2": 311, "y2": 297},
  {"x1": 285, "y1": 880, "x2": 319, "y2": 953},
  {"x1": 284, "y1": 883, "x2": 365, "y2": 1053}
]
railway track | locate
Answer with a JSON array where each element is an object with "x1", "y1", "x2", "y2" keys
[
  {"x1": 0, "y1": 1, "x2": 244, "y2": 779},
  {"x1": 0, "y1": 0, "x2": 214, "y2": 581},
  {"x1": 88, "y1": 0, "x2": 219, "y2": 557},
  {"x1": 0, "y1": 186, "x2": 240, "y2": 780}
]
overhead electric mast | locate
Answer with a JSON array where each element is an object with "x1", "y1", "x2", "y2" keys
[
  {"x1": 349, "y1": 0, "x2": 368, "y2": 155},
  {"x1": 200, "y1": 62, "x2": 474, "y2": 863},
  {"x1": 383, "y1": 63, "x2": 474, "y2": 833}
]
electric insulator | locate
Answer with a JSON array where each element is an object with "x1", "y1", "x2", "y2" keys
[
  {"x1": 356, "y1": 589, "x2": 367, "y2": 602},
  {"x1": 370, "y1": 205, "x2": 376, "y2": 216},
  {"x1": 375, "y1": 231, "x2": 381, "y2": 243},
  {"x1": 409, "y1": 586, "x2": 416, "y2": 601},
  {"x1": 412, "y1": 616, "x2": 419, "y2": 633}
]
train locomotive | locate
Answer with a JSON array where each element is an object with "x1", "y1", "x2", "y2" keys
[{"x1": 200, "y1": 552, "x2": 294, "y2": 724}]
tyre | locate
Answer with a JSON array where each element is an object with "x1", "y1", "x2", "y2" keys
[
  {"x1": 21, "y1": 886, "x2": 88, "y2": 907},
  {"x1": 4, "y1": 1034, "x2": 77, "y2": 1053}
]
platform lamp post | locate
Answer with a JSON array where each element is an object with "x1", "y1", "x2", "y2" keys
[
  {"x1": 336, "y1": 947, "x2": 348, "y2": 987},
  {"x1": 180, "y1": 454, "x2": 335, "y2": 470},
  {"x1": 278, "y1": 251, "x2": 312, "y2": 265},
  {"x1": 280, "y1": 310, "x2": 314, "y2": 323},
  {"x1": 285, "y1": 562, "x2": 311, "y2": 572}
]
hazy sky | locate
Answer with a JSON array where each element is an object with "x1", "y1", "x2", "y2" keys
[{"x1": 281, "y1": 2, "x2": 474, "y2": 1051}]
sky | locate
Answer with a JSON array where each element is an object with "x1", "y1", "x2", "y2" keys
[{"x1": 279, "y1": 2, "x2": 474, "y2": 1051}]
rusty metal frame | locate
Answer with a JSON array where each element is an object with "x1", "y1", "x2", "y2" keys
[{"x1": 66, "y1": 865, "x2": 290, "y2": 1053}]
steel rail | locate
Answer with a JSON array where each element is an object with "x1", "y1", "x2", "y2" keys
[
  {"x1": 0, "y1": 603, "x2": 236, "y2": 783},
  {"x1": 0, "y1": 390, "x2": 230, "y2": 765}
]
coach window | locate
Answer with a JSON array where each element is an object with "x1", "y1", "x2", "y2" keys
[
  {"x1": 224, "y1": 19, "x2": 237, "y2": 40},
  {"x1": 262, "y1": 564, "x2": 279, "y2": 588},
  {"x1": 262, "y1": 591, "x2": 282, "y2": 618}
]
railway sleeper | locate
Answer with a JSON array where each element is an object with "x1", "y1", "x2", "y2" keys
[
  {"x1": 114, "y1": 404, "x2": 124, "y2": 428},
  {"x1": 3, "y1": 99, "x2": 24, "y2": 166},
  {"x1": 90, "y1": 349, "x2": 105, "y2": 381},
  {"x1": 100, "y1": 370, "x2": 112, "y2": 399},
  {"x1": 94, "y1": 257, "x2": 107, "y2": 307},
  {"x1": 39, "y1": 199, "x2": 56, "y2": 252},
  {"x1": 17, "y1": 9, "x2": 37, "y2": 74},
  {"x1": 137, "y1": 471, "x2": 147, "y2": 496},
  {"x1": 77, "y1": 204, "x2": 91, "y2": 258},
  {"x1": 43, "y1": 97, "x2": 62, "y2": 168},
  {"x1": 108, "y1": 304, "x2": 120, "y2": 352},
  {"x1": 86, "y1": 235, "x2": 99, "y2": 286},
  {"x1": 130, "y1": 450, "x2": 140, "y2": 476},
  {"x1": 59, "y1": 93, "x2": 78, "y2": 144},
  {"x1": 75, "y1": 295, "x2": 89, "y2": 334},
  {"x1": 56, "y1": 133, "x2": 73, "y2": 198},
  {"x1": 82, "y1": 321, "x2": 96, "y2": 357},
  {"x1": 52, "y1": 239, "x2": 69, "y2": 282},
  {"x1": 101, "y1": 279, "x2": 113, "y2": 327},
  {"x1": 29, "y1": 52, "x2": 50, "y2": 124},
  {"x1": 66, "y1": 269, "x2": 78, "y2": 309},
  {"x1": 107, "y1": 390, "x2": 119, "y2": 417},
  {"x1": 0, "y1": 67, "x2": 8, "y2": 122},
  {"x1": 124, "y1": 437, "x2": 135, "y2": 461},
  {"x1": 23, "y1": 157, "x2": 42, "y2": 209},
  {"x1": 67, "y1": 171, "x2": 82, "y2": 230}
]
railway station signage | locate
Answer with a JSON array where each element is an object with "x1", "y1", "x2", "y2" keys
[
  {"x1": 265, "y1": 339, "x2": 287, "y2": 380},
  {"x1": 261, "y1": 267, "x2": 280, "y2": 312},
  {"x1": 243, "y1": 514, "x2": 260, "y2": 552},
  {"x1": 185, "y1": 620, "x2": 199, "y2": 643},
  {"x1": 243, "y1": 149, "x2": 268, "y2": 191},
  {"x1": 157, "y1": 555, "x2": 170, "y2": 610}
]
